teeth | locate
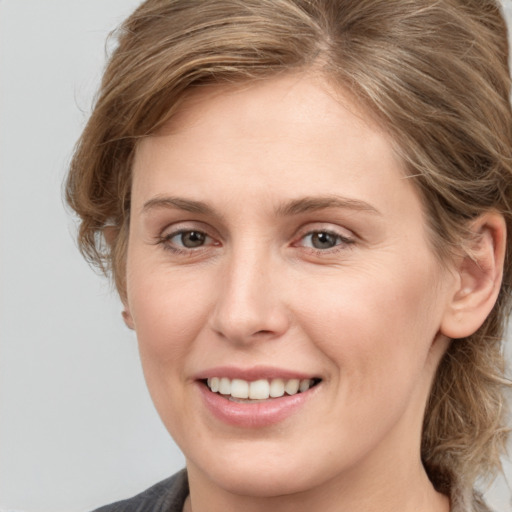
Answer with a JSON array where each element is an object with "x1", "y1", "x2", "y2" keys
[
  {"x1": 285, "y1": 379, "x2": 300, "y2": 395},
  {"x1": 206, "y1": 377, "x2": 316, "y2": 400},
  {"x1": 249, "y1": 379, "x2": 270, "y2": 399},
  {"x1": 208, "y1": 377, "x2": 219, "y2": 392},
  {"x1": 299, "y1": 379, "x2": 311, "y2": 392},
  {"x1": 269, "y1": 378, "x2": 285, "y2": 397},
  {"x1": 219, "y1": 377, "x2": 231, "y2": 395},
  {"x1": 231, "y1": 379, "x2": 249, "y2": 399}
]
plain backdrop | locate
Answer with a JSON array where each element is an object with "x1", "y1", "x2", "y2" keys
[{"x1": 0, "y1": 1, "x2": 511, "y2": 511}]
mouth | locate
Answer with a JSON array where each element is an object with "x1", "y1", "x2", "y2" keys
[
  {"x1": 202, "y1": 377, "x2": 322, "y2": 403},
  {"x1": 197, "y1": 370, "x2": 322, "y2": 427}
]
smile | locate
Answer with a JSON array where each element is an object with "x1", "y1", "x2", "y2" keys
[
  {"x1": 206, "y1": 377, "x2": 319, "y2": 401},
  {"x1": 196, "y1": 367, "x2": 322, "y2": 427}
]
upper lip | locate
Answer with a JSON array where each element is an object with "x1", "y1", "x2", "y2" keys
[{"x1": 193, "y1": 365, "x2": 319, "y2": 381}]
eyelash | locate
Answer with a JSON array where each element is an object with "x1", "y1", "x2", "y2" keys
[
  {"x1": 156, "y1": 229, "x2": 216, "y2": 255},
  {"x1": 156, "y1": 226, "x2": 355, "y2": 257},
  {"x1": 295, "y1": 229, "x2": 355, "y2": 254}
]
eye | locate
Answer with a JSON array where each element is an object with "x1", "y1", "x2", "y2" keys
[
  {"x1": 172, "y1": 230, "x2": 208, "y2": 248},
  {"x1": 298, "y1": 230, "x2": 354, "y2": 251},
  {"x1": 158, "y1": 229, "x2": 216, "y2": 253}
]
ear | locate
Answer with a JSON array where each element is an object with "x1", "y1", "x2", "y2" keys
[
  {"x1": 122, "y1": 308, "x2": 136, "y2": 330},
  {"x1": 440, "y1": 212, "x2": 506, "y2": 339},
  {"x1": 103, "y1": 225, "x2": 119, "y2": 247},
  {"x1": 103, "y1": 226, "x2": 135, "y2": 330}
]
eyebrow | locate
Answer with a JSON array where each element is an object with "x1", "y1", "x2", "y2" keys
[
  {"x1": 274, "y1": 195, "x2": 381, "y2": 217},
  {"x1": 142, "y1": 196, "x2": 217, "y2": 216},
  {"x1": 141, "y1": 195, "x2": 381, "y2": 217}
]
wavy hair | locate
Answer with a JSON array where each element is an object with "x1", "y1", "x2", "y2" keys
[{"x1": 66, "y1": 0, "x2": 512, "y2": 503}]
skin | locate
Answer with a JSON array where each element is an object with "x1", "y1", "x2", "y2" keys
[{"x1": 122, "y1": 73, "x2": 474, "y2": 512}]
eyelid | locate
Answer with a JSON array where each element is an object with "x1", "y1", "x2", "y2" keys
[
  {"x1": 167, "y1": 229, "x2": 211, "y2": 244},
  {"x1": 153, "y1": 221, "x2": 355, "y2": 255},
  {"x1": 157, "y1": 219, "x2": 220, "y2": 240},
  {"x1": 294, "y1": 222, "x2": 355, "y2": 240},
  {"x1": 155, "y1": 222, "x2": 221, "y2": 254},
  {"x1": 299, "y1": 231, "x2": 353, "y2": 247},
  {"x1": 292, "y1": 224, "x2": 356, "y2": 253}
]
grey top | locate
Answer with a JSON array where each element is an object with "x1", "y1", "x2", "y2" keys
[
  {"x1": 91, "y1": 469, "x2": 491, "y2": 512},
  {"x1": 92, "y1": 470, "x2": 188, "y2": 512}
]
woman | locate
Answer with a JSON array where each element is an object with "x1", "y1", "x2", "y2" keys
[{"x1": 66, "y1": 1, "x2": 512, "y2": 511}]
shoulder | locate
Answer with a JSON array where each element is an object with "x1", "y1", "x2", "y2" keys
[{"x1": 91, "y1": 469, "x2": 189, "y2": 512}]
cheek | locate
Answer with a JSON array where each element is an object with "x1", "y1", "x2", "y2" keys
[
  {"x1": 293, "y1": 256, "x2": 443, "y2": 392},
  {"x1": 126, "y1": 261, "x2": 212, "y2": 367},
  {"x1": 126, "y1": 263, "x2": 214, "y2": 437}
]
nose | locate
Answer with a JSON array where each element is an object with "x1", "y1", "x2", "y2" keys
[{"x1": 209, "y1": 246, "x2": 290, "y2": 345}]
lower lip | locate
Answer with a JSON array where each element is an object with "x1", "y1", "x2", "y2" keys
[{"x1": 197, "y1": 382, "x2": 317, "y2": 428}]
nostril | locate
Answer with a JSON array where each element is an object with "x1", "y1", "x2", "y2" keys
[{"x1": 209, "y1": 294, "x2": 290, "y2": 344}]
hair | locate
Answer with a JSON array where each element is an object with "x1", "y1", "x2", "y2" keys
[{"x1": 66, "y1": 0, "x2": 512, "y2": 504}]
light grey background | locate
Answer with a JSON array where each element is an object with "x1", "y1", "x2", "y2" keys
[{"x1": 0, "y1": 1, "x2": 511, "y2": 511}]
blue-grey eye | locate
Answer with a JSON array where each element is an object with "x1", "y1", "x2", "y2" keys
[
  {"x1": 174, "y1": 230, "x2": 207, "y2": 248},
  {"x1": 310, "y1": 232, "x2": 339, "y2": 249},
  {"x1": 301, "y1": 231, "x2": 349, "y2": 250}
]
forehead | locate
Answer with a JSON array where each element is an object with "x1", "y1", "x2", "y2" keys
[
  {"x1": 154, "y1": 73, "x2": 383, "y2": 149},
  {"x1": 131, "y1": 73, "x2": 422, "y2": 225}
]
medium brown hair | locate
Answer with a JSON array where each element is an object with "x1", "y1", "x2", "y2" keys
[{"x1": 66, "y1": 0, "x2": 512, "y2": 502}]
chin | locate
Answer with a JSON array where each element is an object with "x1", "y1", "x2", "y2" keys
[
  {"x1": 204, "y1": 464, "x2": 321, "y2": 498},
  {"x1": 186, "y1": 440, "x2": 344, "y2": 500}
]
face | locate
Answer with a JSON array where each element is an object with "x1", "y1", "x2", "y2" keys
[{"x1": 125, "y1": 74, "x2": 456, "y2": 500}]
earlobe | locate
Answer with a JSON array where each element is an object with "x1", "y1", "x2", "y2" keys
[
  {"x1": 440, "y1": 212, "x2": 506, "y2": 340},
  {"x1": 122, "y1": 308, "x2": 136, "y2": 330},
  {"x1": 104, "y1": 224, "x2": 133, "y2": 328},
  {"x1": 103, "y1": 225, "x2": 119, "y2": 247}
]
